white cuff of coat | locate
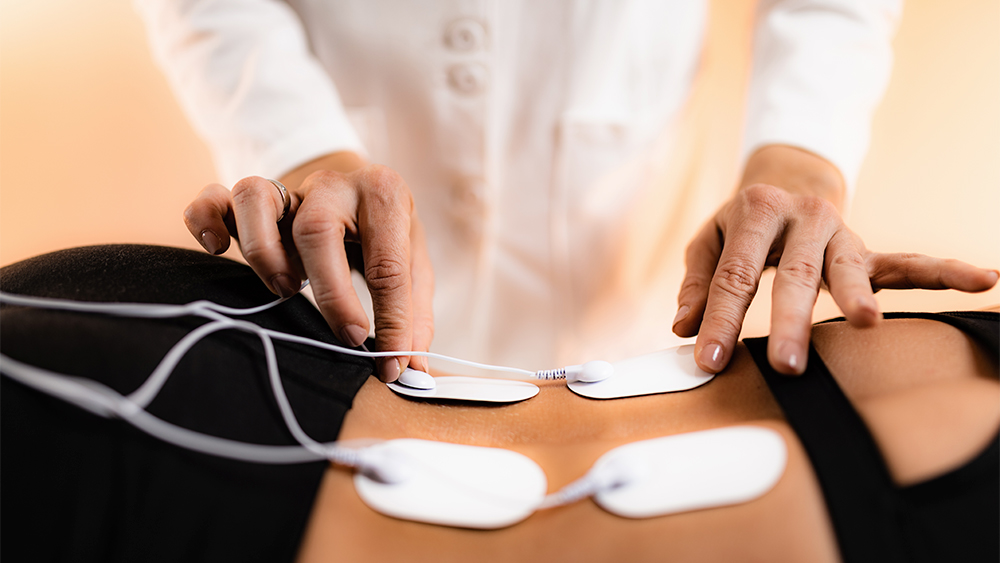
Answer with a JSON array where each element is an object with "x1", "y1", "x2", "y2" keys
[
  {"x1": 742, "y1": 115, "x2": 869, "y2": 199},
  {"x1": 742, "y1": 0, "x2": 901, "y2": 202}
]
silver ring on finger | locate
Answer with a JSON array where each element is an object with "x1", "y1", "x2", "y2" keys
[{"x1": 267, "y1": 178, "x2": 291, "y2": 222}]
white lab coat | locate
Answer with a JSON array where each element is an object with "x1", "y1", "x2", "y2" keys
[{"x1": 135, "y1": 0, "x2": 900, "y2": 371}]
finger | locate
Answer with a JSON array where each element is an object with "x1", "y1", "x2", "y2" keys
[
  {"x1": 868, "y1": 253, "x2": 1000, "y2": 293},
  {"x1": 231, "y1": 176, "x2": 301, "y2": 297},
  {"x1": 674, "y1": 219, "x2": 723, "y2": 338},
  {"x1": 356, "y1": 166, "x2": 415, "y2": 382},
  {"x1": 824, "y1": 230, "x2": 880, "y2": 328},
  {"x1": 408, "y1": 211, "x2": 435, "y2": 373},
  {"x1": 767, "y1": 227, "x2": 830, "y2": 376},
  {"x1": 291, "y1": 173, "x2": 373, "y2": 351},
  {"x1": 695, "y1": 198, "x2": 783, "y2": 373},
  {"x1": 183, "y1": 183, "x2": 234, "y2": 255}
]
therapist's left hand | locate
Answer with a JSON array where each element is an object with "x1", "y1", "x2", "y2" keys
[{"x1": 672, "y1": 145, "x2": 1000, "y2": 376}]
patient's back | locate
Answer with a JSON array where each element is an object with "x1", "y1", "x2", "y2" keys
[{"x1": 298, "y1": 314, "x2": 999, "y2": 563}]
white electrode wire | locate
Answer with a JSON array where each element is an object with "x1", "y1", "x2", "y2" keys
[
  {"x1": 197, "y1": 306, "x2": 534, "y2": 377},
  {"x1": 0, "y1": 290, "x2": 536, "y2": 378},
  {"x1": 0, "y1": 292, "x2": 231, "y2": 319},
  {"x1": 0, "y1": 290, "x2": 550, "y2": 473},
  {"x1": 127, "y1": 319, "x2": 235, "y2": 407},
  {"x1": 0, "y1": 355, "x2": 121, "y2": 417},
  {"x1": 0, "y1": 292, "x2": 385, "y2": 469},
  {"x1": 250, "y1": 319, "x2": 336, "y2": 460},
  {"x1": 0, "y1": 289, "x2": 634, "y2": 516},
  {"x1": 539, "y1": 473, "x2": 602, "y2": 509},
  {"x1": 0, "y1": 354, "x2": 337, "y2": 464},
  {"x1": 259, "y1": 328, "x2": 535, "y2": 376},
  {"x1": 539, "y1": 455, "x2": 643, "y2": 509},
  {"x1": 0, "y1": 289, "x2": 300, "y2": 318}
]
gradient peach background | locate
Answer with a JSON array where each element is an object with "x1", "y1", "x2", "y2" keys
[{"x1": 1, "y1": 1, "x2": 997, "y2": 337}]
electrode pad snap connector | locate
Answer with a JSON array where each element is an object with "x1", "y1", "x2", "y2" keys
[
  {"x1": 397, "y1": 367, "x2": 436, "y2": 390},
  {"x1": 566, "y1": 360, "x2": 615, "y2": 383},
  {"x1": 568, "y1": 345, "x2": 714, "y2": 400}
]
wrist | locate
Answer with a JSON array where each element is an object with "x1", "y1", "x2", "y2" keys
[{"x1": 739, "y1": 145, "x2": 846, "y2": 211}]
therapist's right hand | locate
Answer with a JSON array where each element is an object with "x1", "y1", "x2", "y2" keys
[{"x1": 183, "y1": 152, "x2": 435, "y2": 383}]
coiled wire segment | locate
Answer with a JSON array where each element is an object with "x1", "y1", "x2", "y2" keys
[{"x1": 533, "y1": 368, "x2": 567, "y2": 380}]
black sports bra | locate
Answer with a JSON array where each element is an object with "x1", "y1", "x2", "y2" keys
[{"x1": 745, "y1": 311, "x2": 999, "y2": 563}]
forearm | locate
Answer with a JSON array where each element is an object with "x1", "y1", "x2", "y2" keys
[{"x1": 739, "y1": 145, "x2": 846, "y2": 212}]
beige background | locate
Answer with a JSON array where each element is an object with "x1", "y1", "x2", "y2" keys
[{"x1": 1, "y1": 0, "x2": 998, "y2": 337}]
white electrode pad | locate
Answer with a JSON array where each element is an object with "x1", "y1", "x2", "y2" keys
[
  {"x1": 591, "y1": 426, "x2": 787, "y2": 518},
  {"x1": 387, "y1": 376, "x2": 540, "y2": 403},
  {"x1": 353, "y1": 439, "x2": 547, "y2": 528},
  {"x1": 568, "y1": 345, "x2": 714, "y2": 400}
]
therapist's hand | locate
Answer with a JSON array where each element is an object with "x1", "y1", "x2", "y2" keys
[
  {"x1": 183, "y1": 151, "x2": 435, "y2": 383},
  {"x1": 673, "y1": 145, "x2": 999, "y2": 376}
]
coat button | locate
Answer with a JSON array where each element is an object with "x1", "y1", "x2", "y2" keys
[
  {"x1": 447, "y1": 63, "x2": 488, "y2": 95},
  {"x1": 444, "y1": 18, "x2": 487, "y2": 51},
  {"x1": 449, "y1": 177, "x2": 487, "y2": 237},
  {"x1": 450, "y1": 177, "x2": 485, "y2": 211}
]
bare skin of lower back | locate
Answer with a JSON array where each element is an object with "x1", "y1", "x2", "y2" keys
[{"x1": 297, "y1": 315, "x2": 999, "y2": 563}]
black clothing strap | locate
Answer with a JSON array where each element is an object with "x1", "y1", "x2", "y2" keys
[
  {"x1": 745, "y1": 311, "x2": 999, "y2": 563},
  {"x1": 744, "y1": 338, "x2": 905, "y2": 562}
]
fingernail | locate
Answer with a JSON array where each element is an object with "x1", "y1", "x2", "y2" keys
[
  {"x1": 200, "y1": 230, "x2": 222, "y2": 255},
  {"x1": 776, "y1": 340, "x2": 804, "y2": 375},
  {"x1": 672, "y1": 305, "x2": 690, "y2": 327},
  {"x1": 379, "y1": 357, "x2": 401, "y2": 383},
  {"x1": 270, "y1": 273, "x2": 298, "y2": 298},
  {"x1": 989, "y1": 270, "x2": 1000, "y2": 284},
  {"x1": 340, "y1": 324, "x2": 369, "y2": 348},
  {"x1": 698, "y1": 343, "x2": 725, "y2": 373}
]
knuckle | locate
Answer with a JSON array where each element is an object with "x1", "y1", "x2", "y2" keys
[
  {"x1": 373, "y1": 307, "x2": 412, "y2": 346},
  {"x1": 728, "y1": 187, "x2": 786, "y2": 233},
  {"x1": 701, "y1": 306, "x2": 745, "y2": 340},
  {"x1": 679, "y1": 272, "x2": 711, "y2": 298},
  {"x1": 741, "y1": 184, "x2": 787, "y2": 214},
  {"x1": 872, "y1": 253, "x2": 927, "y2": 289},
  {"x1": 865, "y1": 255, "x2": 891, "y2": 287},
  {"x1": 365, "y1": 256, "x2": 410, "y2": 295},
  {"x1": 831, "y1": 251, "x2": 866, "y2": 271},
  {"x1": 231, "y1": 177, "x2": 272, "y2": 208},
  {"x1": 291, "y1": 209, "x2": 343, "y2": 243},
  {"x1": 780, "y1": 259, "x2": 823, "y2": 288},
  {"x1": 310, "y1": 284, "x2": 358, "y2": 312},
  {"x1": 797, "y1": 194, "x2": 838, "y2": 218},
  {"x1": 361, "y1": 165, "x2": 412, "y2": 211},
  {"x1": 712, "y1": 261, "x2": 760, "y2": 299},
  {"x1": 238, "y1": 238, "x2": 281, "y2": 265},
  {"x1": 365, "y1": 163, "x2": 404, "y2": 187},
  {"x1": 304, "y1": 169, "x2": 347, "y2": 189}
]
